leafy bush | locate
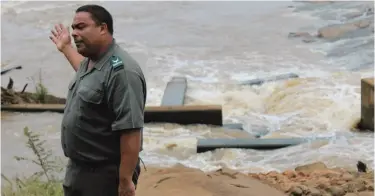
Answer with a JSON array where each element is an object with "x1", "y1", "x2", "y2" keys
[
  {"x1": 1, "y1": 127, "x2": 64, "y2": 196},
  {"x1": 32, "y1": 70, "x2": 48, "y2": 103}
]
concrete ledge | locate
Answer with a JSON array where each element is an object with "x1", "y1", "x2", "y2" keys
[
  {"x1": 222, "y1": 123, "x2": 244, "y2": 130},
  {"x1": 1, "y1": 104, "x2": 223, "y2": 126},
  {"x1": 359, "y1": 77, "x2": 374, "y2": 131},
  {"x1": 1, "y1": 104, "x2": 65, "y2": 112},
  {"x1": 240, "y1": 73, "x2": 299, "y2": 86},
  {"x1": 145, "y1": 105, "x2": 222, "y2": 125},
  {"x1": 161, "y1": 76, "x2": 187, "y2": 106},
  {"x1": 197, "y1": 138, "x2": 306, "y2": 153}
]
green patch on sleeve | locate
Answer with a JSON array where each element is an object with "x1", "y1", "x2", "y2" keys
[{"x1": 110, "y1": 56, "x2": 124, "y2": 71}]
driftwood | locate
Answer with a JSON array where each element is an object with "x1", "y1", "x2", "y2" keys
[
  {"x1": 1, "y1": 65, "x2": 22, "y2": 75},
  {"x1": 6, "y1": 77, "x2": 13, "y2": 90},
  {"x1": 21, "y1": 83, "x2": 28, "y2": 93},
  {"x1": 1, "y1": 77, "x2": 66, "y2": 105}
]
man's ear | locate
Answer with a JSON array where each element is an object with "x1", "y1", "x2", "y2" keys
[{"x1": 99, "y1": 23, "x2": 108, "y2": 35}]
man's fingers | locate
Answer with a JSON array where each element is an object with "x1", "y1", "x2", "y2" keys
[
  {"x1": 49, "y1": 35, "x2": 58, "y2": 45},
  {"x1": 55, "y1": 24, "x2": 62, "y2": 34},
  {"x1": 51, "y1": 29, "x2": 58, "y2": 37},
  {"x1": 59, "y1": 23, "x2": 69, "y2": 32}
]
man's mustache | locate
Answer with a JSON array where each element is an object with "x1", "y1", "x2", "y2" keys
[{"x1": 74, "y1": 40, "x2": 83, "y2": 44}]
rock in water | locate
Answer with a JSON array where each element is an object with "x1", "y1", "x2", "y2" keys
[
  {"x1": 288, "y1": 32, "x2": 317, "y2": 43},
  {"x1": 357, "y1": 161, "x2": 367, "y2": 173},
  {"x1": 295, "y1": 162, "x2": 328, "y2": 172},
  {"x1": 317, "y1": 18, "x2": 373, "y2": 39},
  {"x1": 288, "y1": 32, "x2": 311, "y2": 38}
]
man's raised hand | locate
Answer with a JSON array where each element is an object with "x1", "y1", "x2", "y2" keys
[{"x1": 49, "y1": 23, "x2": 72, "y2": 52}]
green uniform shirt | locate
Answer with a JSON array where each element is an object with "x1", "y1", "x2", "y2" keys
[{"x1": 61, "y1": 39, "x2": 146, "y2": 164}]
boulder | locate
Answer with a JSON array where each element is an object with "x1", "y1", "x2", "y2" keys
[
  {"x1": 251, "y1": 163, "x2": 374, "y2": 196},
  {"x1": 295, "y1": 162, "x2": 328, "y2": 172},
  {"x1": 288, "y1": 32, "x2": 317, "y2": 43},
  {"x1": 288, "y1": 32, "x2": 312, "y2": 38},
  {"x1": 343, "y1": 8, "x2": 373, "y2": 20},
  {"x1": 343, "y1": 12, "x2": 364, "y2": 20},
  {"x1": 317, "y1": 18, "x2": 373, "y2": 39}
]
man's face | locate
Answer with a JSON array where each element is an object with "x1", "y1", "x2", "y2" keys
[{"x1": 71, "y1": 12, "x2": 102, "y2": 57}]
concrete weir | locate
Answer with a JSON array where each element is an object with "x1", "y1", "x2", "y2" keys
[
  {"x1": 359, "y1": 77, "x2": 374, "y2": 131},
  {"x1": 222, "y1": 123, "x2": 244, "y2": 130},
  {"x1": 161, "y1": 76, "x2": 187, "y2": 106},
  {"x1": 0, "y1": 76, "x2": 225, "y2": 126},
  {"x1": 240, "y1": 73, "x2": 299, "y2": 86},
  {"x1": 196, "y1": 138, "x2": 307, "y2": 153},
  {"x1": 145, "y1": 105, "x2": 222, "y2": 125},
  {"x1": 0, "y1": 104, "x2": 223, "y2": 126},
  {"x1": 159, "y1": 76, "x2": 242, "y2": 128}
]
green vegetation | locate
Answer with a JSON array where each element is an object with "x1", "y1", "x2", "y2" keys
[
  {"x1": 1, "y1": 177, "x2": 63, "y2": 196},
  {"x1": 1, "y1": 68, "x2": 66, "y2": 105},
  {"x1": 32, "y1": 70, "x2": 48, "y2": 104},
  {"x1": 1, "y1": 127, "x2": 65, "y2": 196}
]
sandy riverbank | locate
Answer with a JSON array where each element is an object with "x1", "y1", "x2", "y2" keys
[
  {"x1": 136, "y1": 162, "x2": 373, "y2": 196},
  {"x1": 136, "y1": 164, "x2": 286, "y2": 196}
]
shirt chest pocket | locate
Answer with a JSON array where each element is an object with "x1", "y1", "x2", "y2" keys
[{"x1": 77, "y1": 84, "x2": 104, "y2": 106}]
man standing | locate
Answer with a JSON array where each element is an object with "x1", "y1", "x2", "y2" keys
[{"x1": 49, "y1": 4, "x2": 146, "y2": 196}]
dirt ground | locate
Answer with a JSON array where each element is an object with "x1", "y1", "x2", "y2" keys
[{"x1": 136, "y1": 162, "x2": 373, "y2": 196}]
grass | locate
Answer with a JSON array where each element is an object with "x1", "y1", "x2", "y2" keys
[
  {"x1": 1, "y1": 177, "x2": 63, "y2": 196},
  {"x1": 1, "y1": 127, "x2": 65, "y2": 196},
  {"x1": 32, "y1": 69, "x2": 48, "y2": 103}
]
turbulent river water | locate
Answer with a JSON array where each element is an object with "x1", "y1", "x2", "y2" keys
[{"x1": 1, "y1": 1, "x2": 374, "y2": 178}]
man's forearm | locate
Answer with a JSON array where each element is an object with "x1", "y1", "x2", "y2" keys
[
  {"x1": 61, "y1": 45, "x2": 85, "y2": 72},
  {"x1": 119, "y1": 130, "x2": 141, "y2": 184}
]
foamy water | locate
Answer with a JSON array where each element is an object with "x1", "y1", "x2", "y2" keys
[{"x1": 1, "y1": 1, "x2": 374, "y2": 178}]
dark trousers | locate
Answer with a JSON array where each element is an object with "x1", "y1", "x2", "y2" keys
[{"x1": 63, "y1": 159, "x2": 141, "y2": 196}]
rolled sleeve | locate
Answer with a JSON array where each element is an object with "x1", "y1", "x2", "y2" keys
[{"x1": 107, "y1": 69, "x2": 145, "y2": 132}]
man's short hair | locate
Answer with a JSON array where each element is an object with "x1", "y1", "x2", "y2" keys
[{"x1": 76, "y1": 4, "x2": 114, "y2": 35}]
